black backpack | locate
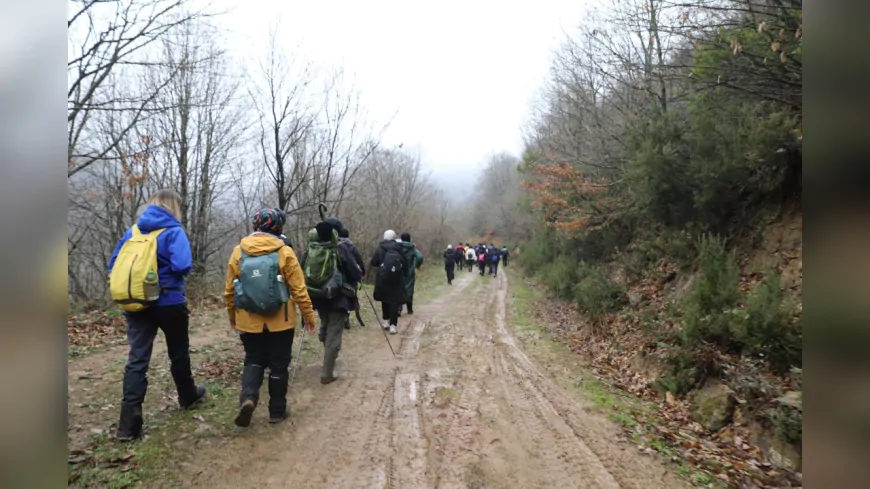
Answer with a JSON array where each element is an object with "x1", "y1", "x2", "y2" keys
[{"x1": 378, "y1": 244, "x2": 404, "y2": 284}]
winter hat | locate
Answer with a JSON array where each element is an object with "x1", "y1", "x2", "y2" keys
[
  {"x1": 401, "y1": 232, "x2": 411, "y2": 242},
  {"x1": 324, "y1": 216, "x2": 345, "y2": 233},
  {"x1": 384, "y1": 229, "x2": 397, "y2": 241},
  {"x1": 253, "y1": 208, "x2": 285, "y2": 236},
  {"x1": 447, "y1": 244, "x2": 453, "y2": 250},
  {"x1": 338, "y1": 228, "x2": 350, "y2": 238}
]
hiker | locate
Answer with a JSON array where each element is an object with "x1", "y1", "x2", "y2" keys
[
  {"x1": 477, "y1": 245, "x2": 487, "y2": 276},
  {"x1": 465, "y1": 245, "x2": 476, "y2": 272},
  {"x1": 501, "y1": 245, "x2": 509, "y2": 267},
  {"x1": 303, "y1": 216, "x2": 363, "y2": 385},
  {"x1": 399, "y1": 232, "x2": 424, "y2": 315},
  {"x1": 337, "y1": 227, "x2": 366, "y2": 334},
  {"x1": 370, "y1": 230, "x2": 409, "y2": 334},
  {"x1": 490, "y1": 246, "x2": 501, "y2": 278},
  {"x1": 444, "y1": 244, "x2": 456, "y2": 284},
  {"x1": 108, "y1": 189, "x2": 207, "y2": 441},
  {"x1": 225, "y1": 208, "x2": 318, "y2": 427},
  {"x1": 453, "y1": 242, "x2": 465, "y2": 271}
]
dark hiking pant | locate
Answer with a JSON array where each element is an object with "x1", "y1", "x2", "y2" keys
[
  {"x1": 503, "y1": 256, "x2": 508, "y2": 267},
  {"x1": 381, "y1": 301, "x2": 400, "y2": 326},
  {"x1": 318, "y1": 309, "x2": 346, "y2": 379},
  {"x1": 492, "y1": 262, "x2": 500, "y2": 277},
  {"x1": 122, "y1": 304, "x2": 198, "y2": 410},
  {"x1": 445, "y1": 262, "x2": 455, "y2": 284},
  {"x1": 467, "y1": 259, "x2": 474, "y2": 272},
  {"x1": 239, "y1": 328, "x2": 294, "y2": 417},
  {"x1": 404, "y1": 298, "x2": 414, "y2": 314},
  {"x1": 488, "y1": 262, "x2": 494, "y2": 274},
  {"x1": 478, "y1": 261, "x2": 486, "y2": 275}
]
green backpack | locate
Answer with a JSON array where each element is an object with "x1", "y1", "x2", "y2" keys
[
  {"x1": 233, "y1": 249, "x2": 290, "y2": 316},
  {"x1": 304, "y1": 227, "x2": 345, "y2": 299}
]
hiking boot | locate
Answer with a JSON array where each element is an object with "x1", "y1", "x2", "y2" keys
[
  {"x1": 389, "y1": 324, "x2": 397, "y2": 335},
  {"x1": 320, "y1": 375, "x2": 338, "y2": 385},
  {"x1": 180, "y1": 385, "x2": 206, "y2": 410},
  {"x1": 117, "y1": 404, "x2": 143, "y2": 441},
  {"x1": 234, "y1": 400, "x2": 256, "y2": 428},
  {"x1": 269, "y1": 408, "x2": 289, "y2": 424}
]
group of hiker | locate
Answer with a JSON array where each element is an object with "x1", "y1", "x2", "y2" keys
[
  {"x1": 107, "y1": 189, "x2": 427, "y2": 438},
  {"x1": 442, "y1": 242, "x2": 509, "y2": 284}
]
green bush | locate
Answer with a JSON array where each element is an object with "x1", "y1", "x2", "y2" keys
[
  {"x1": 573, "y1": 261, "x2": 626, "y2": 321},
  {"x1": 682, "y1": 235, "x2": 741, "y2": 349},
  {"x1": 541, "y1": 255, "x2": 580, "y2": 301},
  {"x1": 519, "y1": 224, "x2": 559, "y2": 273},
  {"x1": 735, "y1": 270, "x2": 801, "y2": 373},
  {"x1": 624, "y1": 96, "x2": 800, "y2": 233}
]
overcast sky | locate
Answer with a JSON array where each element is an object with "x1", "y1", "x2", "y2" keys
[{"x1": 213, "y1": 0, "x2": 592, "y2": 176}]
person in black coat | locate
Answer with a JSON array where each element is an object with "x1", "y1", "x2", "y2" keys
[
  {"x1": 443, "y1": 244, "x2": 456, "y2": 285},
  {"x1": 369, "y1": 229, "x2": 409, "y2": 335}
]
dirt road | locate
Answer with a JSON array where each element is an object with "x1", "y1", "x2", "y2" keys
[{"x1": 167, "y1": 270, "x2": 686, "y2": 488}]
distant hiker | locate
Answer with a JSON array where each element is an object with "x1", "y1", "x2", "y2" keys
[
  {"x1": 444, "y1": 244, "x2": 456, "y2": 284},
  {"x1": 399, "y1": 232, "x2": 424, "y2": 315},
  {"x1": 477, "y1": 245, "x2": 486, "y2": 276},
  {"x1": 490, "y1": 247, "x2": 501, "y2": 278},
  {"x1": 501, "y1": 246, "x2": 509, "y2": 267},
  {"x1": 465, "y1": 246, "x2": 476, "y2": 272},
  {"x1": 453, "y1": 242, "x2": 465, "y2": 271},
  {"x1": 338, "y1": 227, "x2": 366, "y2": 333},
  {"x1": 225, "y1": 208, "x2": 318, "y2": 427},
  {"x1": 370, "y1": 230, "x2": 409, "y2": 334},
  {"x1": 109, "y1": 189, "x2": 206, "y2": 441},
  {"x1": 303, "y1": 216, "x2": 363, "y2": 385}
]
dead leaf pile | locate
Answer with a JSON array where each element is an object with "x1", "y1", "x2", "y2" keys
[
  {"x1": 68, "y1": 311, "x2": 127, "y2": 348},
  {"x1": 194, "y1": 356, "x2": 243, "y2": 383}
]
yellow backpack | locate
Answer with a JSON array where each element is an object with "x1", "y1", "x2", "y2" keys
[{"x1": 110, "y1": 225, "x2": 167, "y2": 312}]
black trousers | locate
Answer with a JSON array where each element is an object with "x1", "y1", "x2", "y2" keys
[
  {"x1": 381, "y1": 301, "x2": 399, "y2": 326},
  {"x1": 492, "y1": 261, "x2": 500, "y2": 277},
  {"x1": 445, "y1": 262, "x2": 455, "y2": 283},
  {"x1": 478, "y1": 261, "x2": 486, "y2": 275},
  {"x1": 239, "y1": 328, "x2": 294, "y2": 414},
  {"x1": 122, "y1": 304, "x2": 197, "y2": 408}
]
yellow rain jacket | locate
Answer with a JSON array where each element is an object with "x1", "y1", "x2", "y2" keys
[{"x1": 224, "y1": 233, "x2": 317, "y2": 333}]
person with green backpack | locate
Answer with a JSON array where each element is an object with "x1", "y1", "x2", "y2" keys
[
  {"x1": 302, "y1": 216, "x2": 363, "y2": 384},
  {"x1": 108, "y1": 189, "x2": 206, "y2": 441},
  {"x1": 224, "y1": 208, "x2": 317, "y2": 427}
]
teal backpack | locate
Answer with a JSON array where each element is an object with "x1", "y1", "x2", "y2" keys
[{"x1": 233, "y1": 248, "x2": 289, "y2": 316}]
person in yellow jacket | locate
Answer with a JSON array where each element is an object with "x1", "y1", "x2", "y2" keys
[{"x1": 224, "y1": 208, "x2": 317, "y2": 427}]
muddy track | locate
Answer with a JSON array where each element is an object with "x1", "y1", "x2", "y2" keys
[{"x1": 172, "y1": 271, "x2": 685, "y2": 488}]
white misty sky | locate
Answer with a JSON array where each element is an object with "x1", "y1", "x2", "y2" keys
[{"x1": 211, "y1": 0, "x2": 592, "y2": 175}]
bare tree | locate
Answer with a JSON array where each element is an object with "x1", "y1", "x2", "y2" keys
[{"x1": 68, "y1": 0, "x2": 206, "y2": 177}]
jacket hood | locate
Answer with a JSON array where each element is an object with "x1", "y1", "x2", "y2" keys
[
  {"x1": 137, "y1": 205, "x2": 181, "y2": 233},
  {"x1": 240, "y1": 232, "x2": 285, "y2": 256}
]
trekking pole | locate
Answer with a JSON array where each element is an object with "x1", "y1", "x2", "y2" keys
[
  {"x1": 317, "y1": 202, "x2": 327, "y2": 220},
  {"x1": 289, "y1": 326, "x2": 307, "y2": 388},
  {"x1": 362, "y1": 286, "x2": 396, "y2": 358}
]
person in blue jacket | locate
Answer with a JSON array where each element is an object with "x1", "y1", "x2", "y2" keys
[{"x1": 108, "y1": 189, "x2": 206, "y2": 440}]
